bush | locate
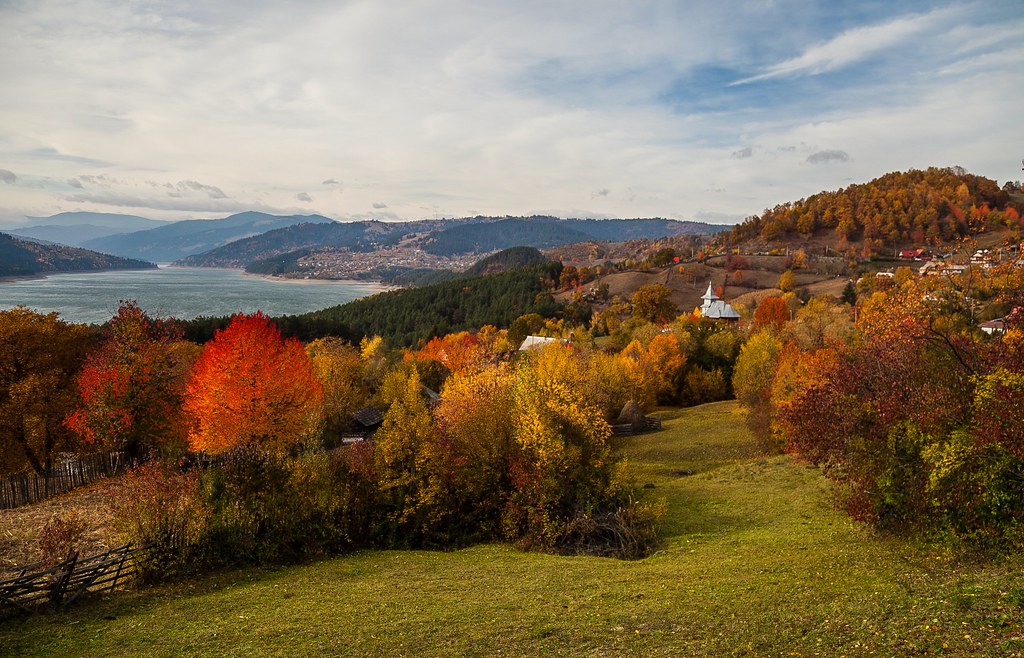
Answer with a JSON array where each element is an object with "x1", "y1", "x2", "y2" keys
[
  {"x1": 560, "y1": 496, "x2": 666, "y2": 559},
  {"x1": 111, "y1": 461, "x2": 210, "y2": 582},
  {"x1": 39, "y1": 511, "x2": 87, "y2": 567}
]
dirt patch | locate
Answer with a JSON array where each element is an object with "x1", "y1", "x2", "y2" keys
[{"x1": 0, "y1": 476, "x2": 123, "y2": 579}]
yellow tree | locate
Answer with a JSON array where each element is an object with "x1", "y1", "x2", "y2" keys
[
  {"x1": 0, "y1": 308, "x2": 92, "y2": 474},
  {"x1": 306, "y1": 337, "x2": 368, "y2": 439},
  {"x1": 372, "y1": 369, "x2": 437, "y2": 542},
  {"x1": 507, "y1": 343, "x2": 617, "y2": 548}
]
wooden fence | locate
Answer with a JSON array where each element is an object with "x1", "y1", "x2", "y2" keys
[
  {"x1": 0, "y1": 452, "x2": 127, "y2": 510},
  {"x1": 0, "y1": 543, "x2": 146, "y2": 614}
]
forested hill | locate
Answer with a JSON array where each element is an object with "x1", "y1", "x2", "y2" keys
[
  {"x1": 293, "y1": 261, "x2": 562, "y2": 346},
  {"x1": 420, "y1": 217, "x2": 724, "y2": 256},
  {"x1": 0, "y1": 232, "x2": 155, "y2": 277},
  {"x1": 178, "y1": 219, "x2": 434, "y2": 268},
  {"x1": 728, "y1": 167, "x2": 1018, "y2": 250}
]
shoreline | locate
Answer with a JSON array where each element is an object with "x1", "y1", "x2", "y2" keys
[
  {"x1": 238, "y1": 269, "x2": 401, "y2": 291},
  {"x1": 0, "y1": 265, "x2": 157, "y2": 285}
]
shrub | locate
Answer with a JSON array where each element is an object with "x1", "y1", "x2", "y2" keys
[
  {"x1": 111, "y1": 461, "x2": 210, "y2": 582},
  {"x1": 39, "y1": 511, "x2": 87, "y2": 567}
]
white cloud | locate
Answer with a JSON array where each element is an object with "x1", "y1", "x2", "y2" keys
[{"x1": 732, "y1": 8, "x2": 957, "y2": 85}]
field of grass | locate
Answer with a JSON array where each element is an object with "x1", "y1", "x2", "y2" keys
[{"x1": 3, "y1": 401, "x2": 1023, "y2": 656}]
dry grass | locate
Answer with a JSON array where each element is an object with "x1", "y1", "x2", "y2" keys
[{"x1": 0, "y1": 476, "x2": 122, "y2": 578}]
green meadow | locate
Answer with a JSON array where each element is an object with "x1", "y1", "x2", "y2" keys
[{"x1": 2, "y1": 401, "x2": 1022, "y2": 657}]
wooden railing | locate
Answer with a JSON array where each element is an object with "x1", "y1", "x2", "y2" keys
[
  {"x1": 0, "y1": 452, "x2": 126, "y2": 510},
  {"x1": 0, "y1": 543, "x2": 146, "y2": 614}
]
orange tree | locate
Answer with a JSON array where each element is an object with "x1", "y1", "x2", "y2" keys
[
  {"x1": 183, "y1": 312, "x2": 324, "y2": 455},
  {"x1": 0, "y1": 308, "x2": 92, "y2": 474}
]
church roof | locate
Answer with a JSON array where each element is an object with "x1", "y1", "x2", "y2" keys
[{"x1": 702, "y1": 299, "x2": 741, "y2": 320}]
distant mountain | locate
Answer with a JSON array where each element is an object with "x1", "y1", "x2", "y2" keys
[
  {"x1": 9, "y1": 212, "x2": 166, "y2": 246},
  {"x1": 178, "y1": 219, "x2": 415, "y2": 267},
  {"x1": 0, "y1": 232, "x2": 155, "y2": 277},
  {"x1": 181, "y1": 216, "x2": 723, "y2": 268},
  {"x1": 81, "y1": 211, "x2": 336, "y2": 262},
  {"x1": 419, "y1": 217, "x2": 725, "y2": 256}
]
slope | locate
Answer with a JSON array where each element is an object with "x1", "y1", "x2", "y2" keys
[
  {"x1": 3, "y1": 402, "x2": 1019, "y2": 656},
  {"x1": 0, "y1": 233, "x2": 156, "y2": 277},
  {"x1": 81, "y1": 212, "x2": 335, "y2": 262}
]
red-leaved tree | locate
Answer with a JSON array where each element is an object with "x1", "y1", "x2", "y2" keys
[
  {"x1": 66, "y1": 301, "x2": 197, "y2": 460},
  {"x1": 183, "y1": 312, "x2": 324, "y2": 455}
]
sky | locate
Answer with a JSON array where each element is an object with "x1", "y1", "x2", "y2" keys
[{"x1": 0, "y1": 0, "x2": 1021, "y2": 226}]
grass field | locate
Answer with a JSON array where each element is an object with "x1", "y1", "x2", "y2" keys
[{"x1": 2, "y1": 401, "x2": 1023, "y2": 656}]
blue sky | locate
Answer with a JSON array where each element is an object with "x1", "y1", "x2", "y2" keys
[{"x1": 0, "y1": 0, "x2": 1020, "y2": 225}]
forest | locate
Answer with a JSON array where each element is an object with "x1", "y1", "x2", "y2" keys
[
  {"x1": 0, "y1": 233, "x2": 155, "y2": 277},
  {"x1": 729, "y1": 167, "x2": 1017, "y2": 254}
]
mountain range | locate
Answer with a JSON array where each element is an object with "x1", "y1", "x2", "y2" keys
[{"x1": 7, "y1": 212, "x2": 165, "y2": 246}]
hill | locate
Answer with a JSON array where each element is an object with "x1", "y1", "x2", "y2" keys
[
  {"x1": 7, "y1": 212, "x2": 166, "y2": 246},
  {"x1": 3, "y1": 402, "x2": 1018, "y2": 656},
  {"x1": 181, "y1": 216, "x2": 724, "y2": 271},
  {"x1": 0, "y1": 233, "x2": 156, "y2": 277},
  {"x1": 81, "y1": 212, "x2": 335, "y2": 262},
  {"x1": 180, "y1": 219, "x2": 428, "y2": 268},
  {"x1": 728, "y1": 167, "x2": 1018, "y2": 255},
  {"x1": 285, "y1": 260, "x2": 563, "y2": 346},
  {"x1": 420, "y1": 216, "x2": 724, "y2": 257}
]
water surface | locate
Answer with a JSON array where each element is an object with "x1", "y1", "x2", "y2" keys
[{"x1": 0, "y1": 267, "x2": 386, "y2": 324}]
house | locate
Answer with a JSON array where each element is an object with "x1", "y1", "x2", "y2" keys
[
  {"x1": 899, "y1": 248, "x2": 933, "y2": 261},
  {"x1": 344, "y1": 405, "x2": 385, "y2": 443},
  {"x1": 518, "y1": 335, "x2": 569, "y2": 351},
  {"x1": 698, "y1": 283, "x2": 741, "y2": 321},
  {"x1": 980, "y1": 318, "x2": 1005, "y2": 335}
]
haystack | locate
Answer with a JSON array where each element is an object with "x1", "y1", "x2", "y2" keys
[{"x1": 616, "y1": 400, "x2": 647, "y2": 429}]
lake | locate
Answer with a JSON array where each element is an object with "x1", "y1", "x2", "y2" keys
[{"x1": 0, "y1": 267, "x2": 388, "y2": 325}]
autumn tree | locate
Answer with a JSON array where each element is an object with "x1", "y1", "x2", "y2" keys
[
  {"x1": 66, "y1": 302, "x2": 198, "y2": 460},
  {"x1": 777, "y1": 269, "x2": 796, "y2": 292},
  {"x1": 372, "y1": 369, "x2": 438, "y2": 543},
  {"x1": 753, "y1": 296, "x2": 789, "y2": 331},
  {"x1": 630, "y1": 284, "x2": 676, "y2": 323},
  {"x1": 306, "y1": 337, "x2": 368, "y2": 441},
  {"x1": 506, "y1": 343, "x2": 618, "y2": 549},
  {"x1": 183, "y1": 312, "x2": 324, "y2": 455},
  {"x1": 0, "y1": 308, "x2": 92, "y2": 474},
  {"x1": 732, "y1": 330, "x2": 784, "y2": 449}
]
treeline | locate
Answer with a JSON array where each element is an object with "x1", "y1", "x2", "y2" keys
[
  {"x1": 0, "y1": 233, "x2": 155, "y2": 277},
  {"x1": 729, "y1": 167, "x2": 1018, "y2": 249},
  {"x1": 298, "y1": 261, "x2": 564, "y2": 347},
  {"x1": 2, "y1": 303, "x2": 666, "y2": 580}
]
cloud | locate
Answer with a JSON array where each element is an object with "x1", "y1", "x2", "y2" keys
[
  {"x1": 0, "y1": 169, "x2": 16, "y2": 184},
  {"x1": 591, "y1": 188, "x2": 611, "y2": 198},
  {"x1": 372, "y1": 202, "x2": 388, "y2": 209},
  {"x1": 67, "y1": 178, "x2": 83, "y2": 188},
  {"x1": 321, "y1": 178, "x2": 339, "y2": 185},
  {"x1": 732, "y1": 9, "x2": 955, "y2": 85},
  {"x1": 296, "y1": 192, "x2": 312, "y2": 202},
  {"x1": 64, "y1": 191, "x2": 268, "y2": 213},
  {"x1": 24, "y1": 147, "x2": 110, "y2": 167},
  {"x1": 177, "y1": 180, "x2": 227, "y2": 199},
  {"x1": 731, "y1": 147, "x2": 753, "y2": 159},
  {"x1": 806, "y1": 150, "x2": 850, "y2": 164}
]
